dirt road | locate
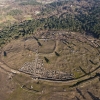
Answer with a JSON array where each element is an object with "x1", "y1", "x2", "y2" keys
[{"x1": 0, "y1": 60, "x2": 100, "y2": 87}]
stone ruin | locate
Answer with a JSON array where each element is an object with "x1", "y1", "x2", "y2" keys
[{"x1": 19, "y1": 53, "x2": 74, "y2": 81}]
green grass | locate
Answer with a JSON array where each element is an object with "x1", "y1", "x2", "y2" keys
[{"x1": 24, "y1": 15, "x2": 32, "y2": 20}]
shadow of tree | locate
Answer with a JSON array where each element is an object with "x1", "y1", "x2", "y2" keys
[
  {"x1": 79, "y1": 66, "x2": 87, "y2": 74},
  {"x1": 75, "y1": 96, "x2": 80, "y2": 100},
  {"x1": 70, "y1": 72, "x2": 100, "y2": 87},
  {"x1": 87, "y1": 91, "x2": 100, "y2": 100},
  {"x1": 76, "y1": 88, "x2": 86, "y2": 99}
]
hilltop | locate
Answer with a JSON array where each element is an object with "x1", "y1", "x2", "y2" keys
[{"x1": 0, "y1": 0, "x2": 100, "y2": 100}]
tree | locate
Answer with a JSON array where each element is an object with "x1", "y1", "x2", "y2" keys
[
  {"x1": 44, "y1": 57, "x2": 49, "y2": 63},
  {"x1": 3, "y1": 51, "x2": 7, "y2": 56},
  {"x1": 55, "y1": 51, "x2": 60, "y2": 56}
]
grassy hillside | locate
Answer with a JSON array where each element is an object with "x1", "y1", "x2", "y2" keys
[
  {"x1": 0, "y1": 0, "x2": 100, "y2": 47},
  {"x1": 0, "y1": 1, "x2": 100, "y2": 100}
]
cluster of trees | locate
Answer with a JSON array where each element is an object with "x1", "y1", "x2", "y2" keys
[
  {"x1": 41, "y1": 0, "x2": 69, "y2": 15},
  {"x1": 0, "y1": 0, "x2": 100, "y2": 46},
  {"x1": 7, "y1": 9, "x2": 23, "y2": 16},
  {"x1": 18, "y1": 0, "x2": 41, "y2": 5}
]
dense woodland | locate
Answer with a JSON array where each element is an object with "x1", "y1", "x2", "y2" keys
[{"x1": 0, "y1": 0, "x2": 100, "y2": 46}]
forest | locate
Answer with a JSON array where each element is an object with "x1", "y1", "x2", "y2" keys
[{"x1": 0, "y1": 0, "x2": 100, "y2": 46}]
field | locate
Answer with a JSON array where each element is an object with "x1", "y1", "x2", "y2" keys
[
  {"x1": 1, "y1": 31, "x2": 100, "y2": 77},
  {"x1": 0, "y1": 0, "x2": 100, "y2": 99},
  {"x1": 0, "y1": 31, "x2": 100, "y2": 100}
]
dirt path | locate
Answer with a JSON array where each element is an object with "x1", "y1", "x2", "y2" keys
[
  {"x1": 0, "y1": 60, "x2": 100, "y2": 86},
  {"x1": 0, "y1": 61, "x2": 20, "y2": 74}
]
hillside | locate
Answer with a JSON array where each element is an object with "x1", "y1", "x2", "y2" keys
[
  {"x1": 0, "y1": 0, "x2": 100, "y2": 46},
  {"x1": 0, "y1": 0, "x2": 100, "y2": 100},
  {"x1": 0, "y1": 31, "x2": 100, "y2": 100}
]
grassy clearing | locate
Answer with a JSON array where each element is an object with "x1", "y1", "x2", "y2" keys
[
  {"x1": 38, "y1": 39, "x2": 56, "y2": 53},
  {"x1": 8, "y1": 73, "x2": 70, "y2": 100},
  {"x1": 24, "y1": 15, "x2": 32, "y2": 20},
  {"x1": 1, "y1": 33, "x2": 100, "y2": 79},
  {"x1": 7, "y1": 86, "x2": 40, "y2": 100}
]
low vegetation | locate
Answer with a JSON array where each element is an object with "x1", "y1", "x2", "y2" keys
[
  {"x1": 0, "y1": 0, "x2": 100, "y2": 100},
  {"x1": 7, "y1": 9, "x2": 23, "y2": 16},
  {"x1": 0, "y1": 0, "x2": 100, "y2": 46}
]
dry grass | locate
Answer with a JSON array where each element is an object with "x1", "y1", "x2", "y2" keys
[
  {"x1": 0, "y1": 32, "x2": 100, "y2": 100},
  {"x1": 1, "y1": 33, "x2": 100, "y2": 78},
  {"x1": 38, "y1": 39, "x2": 56, "y2": 53}
]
